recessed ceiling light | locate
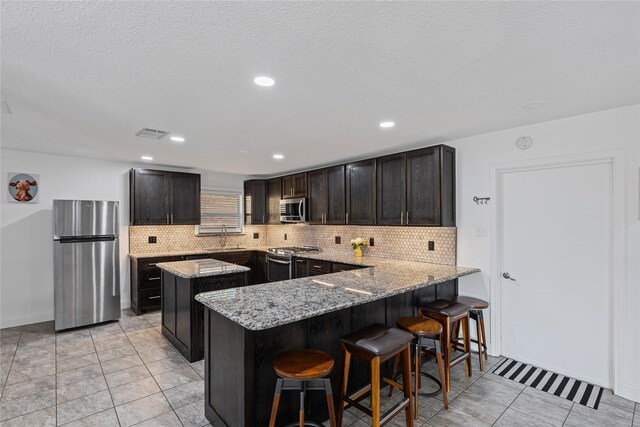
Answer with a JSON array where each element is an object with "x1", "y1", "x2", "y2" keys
[
  {"x1": 273, "y1": 154, "x2": 284, "y2": 160},
  {"x1": 254, "y1": 76, "x2": 275, "y2": 87},
  {"x1": 141, "y1": 156, "x2": 153, "y2": 161},
  {"x1": 521, "y1": 101, "x2": 547, "y2": 110},
  {"x1": 170, "y1": 136, "x2": 185, "y2": 143},
  {"x1": 379, "y1": 121, "x2": 395, "y2": 128}
]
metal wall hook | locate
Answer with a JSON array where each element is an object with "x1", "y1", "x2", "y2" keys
[{"x1": 473, "y1": 196, "x2": 490, "y2": 205}]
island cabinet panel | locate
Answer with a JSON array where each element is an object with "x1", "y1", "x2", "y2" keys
[
  {"x1": 376, "y1": 153, "x2": 406, "y2": 225},
  {"x1": 267, "y1": 178, "x2": 282, "y2": 224},
  {"x1": 130, "y1": 168, "x2": 201, "y2": 225},
  {"x1": 162, "y1": 271, "x2": 246, "y2": 363},
  {"x1": 254, "y1": 251, "x2": 267, "y2": 284},
  {"x1": 202, "y1": 279, "x2": 459, "y2": 426},
  {"x1": 346, "y1": 159, "x2": 376, "y2": 225},
  {"x1": 244, "y1": 180, "x2": 267, "y2": 225}
]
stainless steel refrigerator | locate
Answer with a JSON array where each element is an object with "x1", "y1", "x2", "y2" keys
[{"x1": 53, "y1": 200, "x2": 120, "y2": 331}]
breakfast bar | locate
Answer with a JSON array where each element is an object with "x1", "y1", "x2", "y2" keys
[{"x1": 195, "y1": 254, "x2": 480, "y2": 426}]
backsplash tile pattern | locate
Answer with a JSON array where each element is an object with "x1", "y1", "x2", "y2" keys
[
  {"x1": 130, "y1": 224, "x2": 456, "y2": 265},
  {"x1": 266, "y1": 224, "x2": 457, "y2": 265},
  {"x1": 129, "y1": 225, "x2": 268, "y2": 253}
]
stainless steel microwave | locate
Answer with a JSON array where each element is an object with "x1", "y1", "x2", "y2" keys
[{"x1": 280, "y1": 197, "x2": 307, "y2": 222}]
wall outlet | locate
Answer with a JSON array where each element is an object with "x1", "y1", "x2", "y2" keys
[
  {"x1": 284, "y1": 233, "x2": 287, "y2": 241},
  {"x1": 335, "y1": 236, "x2": 341, "y2": 244},
  {"x1": 253, "y1": 233, "x2": 259, "y2": 239},
  {"x1": 475, "y1": 226, "x2": 488, "y2": 238},
  {"x1": 148, "y1": 236, "x2": 157, "y2": 244},
  {"x1": 428, "y1": 241, "x2": 435, "y2": 251},
  {"x1": 369, "y1": 237, "x2": 375, "y2": 247}
]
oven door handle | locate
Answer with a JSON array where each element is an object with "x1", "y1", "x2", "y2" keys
[{"x1": 268, "y1": 258, "x2": 291, "y2": 265}]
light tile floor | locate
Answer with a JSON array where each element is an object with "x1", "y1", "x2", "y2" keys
[{"x1": 0, "y1": 310, "x2": 637, "y2": 426}]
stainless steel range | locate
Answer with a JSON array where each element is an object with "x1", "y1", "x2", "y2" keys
[{"x1": 266, "y1": 246, "x2": 320, "y2": 282}]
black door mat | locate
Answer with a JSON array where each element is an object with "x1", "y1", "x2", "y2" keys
[{"x1": 491, "y1": 358, "x2": 604, "y2": 409}]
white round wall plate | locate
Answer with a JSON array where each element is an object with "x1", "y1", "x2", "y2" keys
[{"x1": 515, "y1": 136, "x2": 533, "y2": 150}]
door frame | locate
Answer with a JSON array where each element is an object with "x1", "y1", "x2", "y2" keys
[{"x1": 489, "y1": 149, "x2": 626, "y2": 390}]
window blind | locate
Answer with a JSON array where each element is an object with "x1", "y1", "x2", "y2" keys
[{"x1": 197, "y1": 189, "x2": 243, "y2": 234}]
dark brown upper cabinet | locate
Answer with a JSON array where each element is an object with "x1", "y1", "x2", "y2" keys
[
  {"x1": 244, "y1": 180, "x2": 267, "y2": 225},
  {"x1": 267, "y1": 178, "x2": 282, "y2": 224},
  {"x1": 282, "y1": 173, "x2": 307, "y2": 199},
  {"x1": 376, "y1": 153, "x2": 406, "y2": 225},
  {"x1": 130, "y1": 169, "x2": 200, "y2": 225},
  {"x1": 308, "y1": 166, "x2": 345, "y2": 224},
  {"x1": 346, "y1": 159, "x2": 376, "y2": 225},
  {"x1": 376, "y1": 145, "x2": 455, "y2": 226}
]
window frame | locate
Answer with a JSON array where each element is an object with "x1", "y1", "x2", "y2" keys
[{"x1": 195, "y1": 187, "x2": 244, "y2": 235}]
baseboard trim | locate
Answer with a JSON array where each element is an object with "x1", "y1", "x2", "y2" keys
[
  {"x1": 0, "y1": 311, "x2": 54, "y2": 329},
  {"x1": 618, "y1": 382, "x2": 640, "y2": 404}
]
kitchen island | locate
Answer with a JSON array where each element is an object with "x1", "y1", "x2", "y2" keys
[
  {"x1": 157, "y1": 259, "x2": 250, "y2": 362},
  {"x1": 195, "y1": 254, "x2": 480, "y2": 426}
]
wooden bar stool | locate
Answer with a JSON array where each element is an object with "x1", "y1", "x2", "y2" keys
[
  {"x1": 388, "y1": 317, "x2": 448, "y2": 420},
  {"x1": 419, "y1": 300, "x2": 472, "y2": 392},
  {"x1": 269, "y1": 349, "x2": 337, "y2": 427},
  {"x1": 336, "y1": 324, "x2": 414, "y2": 427},
  {"x1": 451, "y1": 296, "x2": 489, "y2": 371}
]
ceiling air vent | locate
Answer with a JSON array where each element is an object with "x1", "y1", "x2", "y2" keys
[{"x1": 136, "y1": 128, "x2": 169, "y2": 139}]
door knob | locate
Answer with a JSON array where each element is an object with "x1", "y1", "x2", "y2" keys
[{"x1": 502, "y1": 272, "x2": 517, "y2": 281}]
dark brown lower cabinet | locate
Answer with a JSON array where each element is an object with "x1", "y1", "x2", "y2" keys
[
  {"x1": 203, "y1": 279, "x2": 458, "y2": 426},
  {"x1": 161, "y1": 270, "x2": 247, "y2": 362}
]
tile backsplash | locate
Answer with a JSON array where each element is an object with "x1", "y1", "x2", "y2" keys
[
  {"x1": 129, "y1": 224, "x2": 456, "y2": 265},
  {"x1": 266, "y1": 224, "x2": 456, "y2": 265},
  {"x1": 129, "y1": 225, "x2": 268, "y2": 253}
]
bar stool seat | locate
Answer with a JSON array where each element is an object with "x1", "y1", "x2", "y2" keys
[
  {"x1": 273, "y1": 349, "x2": 334, "y2": 379},
  {"x1": 422, "y1": 299, "x2": 469, "y2": 317},
  {"x1": 337, "y1": 324, "x2": 414, "y2": 427},
  {"x1": 396, "y1": 316, "x2": 443, "y2": 336},
  {"x1": 269, "y1": 349, "x2": 336, "y2": 427},
  {"x1": 341, "y1": 323, "x2": 413, "y2": 357},
  {"x1": 389, "y1": 317, "x2": 449, "y2": 419},
  {"x1": 420, "y1": 300, "x2": 472, "y2": 393},
  {"x1": 452, "y1": 296, "x2": 489, "y2": 310}
]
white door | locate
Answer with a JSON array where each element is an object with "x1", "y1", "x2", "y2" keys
[{"x1": 500, "y1": 161, "x2": 612, "y2": 387}]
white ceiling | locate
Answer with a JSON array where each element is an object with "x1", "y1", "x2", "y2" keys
[{"x1": 2, "y1": 1, "x2": 638, "y2": 176}]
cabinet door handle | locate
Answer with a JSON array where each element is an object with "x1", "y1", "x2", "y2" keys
[
  {"x1": 312, "y1": 265, "x2": 322, "y2": 269},
  {"x1": 148, "y1": 263, "x2": 157, "y2": 267},
  {"x1": 166, "y1": 214, "x2": 169, "y2": 224},
  {"x1": 149, "y1": 296, "x2": 161, "y2": 300},
  {"x1": 170, "y1": 214, "x2": 174, "y2": 223},
  {"x1": 346, "y1": 212, "x2": 349, "y2": 224},
  {"x1": 148, "y1": 277, "x2": 161, "y2": 281},
  {"x1": 401, "y1": 211, "x2": 404, "y2": 225},
  {"x1": 262, "y1": 215, "x2": 265, "y2": 223},
  {"x1": 406, "y1": 211, "x2": 410, "y2": 224}
]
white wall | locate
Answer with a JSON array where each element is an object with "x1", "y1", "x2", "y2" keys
[
  {"x1": 448, "y1": 105, "x2": 640, "y2": 401},
  {"x1": 0, "y1": 149, "x2": 247, "y2": 328}
]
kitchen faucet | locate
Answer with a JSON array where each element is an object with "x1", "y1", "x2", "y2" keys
[{"x1": 220, "y1": 224, "x2": 227, "y2": 249}]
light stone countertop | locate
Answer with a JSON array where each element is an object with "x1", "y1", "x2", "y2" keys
[
  {"x1": 156, "y1": 259, "x2": 251, "y2": 279},
  {"x1": 195, "y1": 255, "x2": 480, "y2": 331},
  {"x1": 128, "y1": 246, "x2": 272, "y2": 259}
]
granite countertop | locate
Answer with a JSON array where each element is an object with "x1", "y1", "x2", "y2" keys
[
  {"x1": 156, "y1": 259, "x2": 251, "y2": 279},
  {"x1": 195, "y1": 255, "x2": 480, "y2": 331},
  {"x1": 129, "y1": 246, "x2": 272, "y2": 259}
]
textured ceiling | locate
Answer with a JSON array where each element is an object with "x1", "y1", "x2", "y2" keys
[{"x1": 2, "y1": 1, "x2": 639, "y2": 175}]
